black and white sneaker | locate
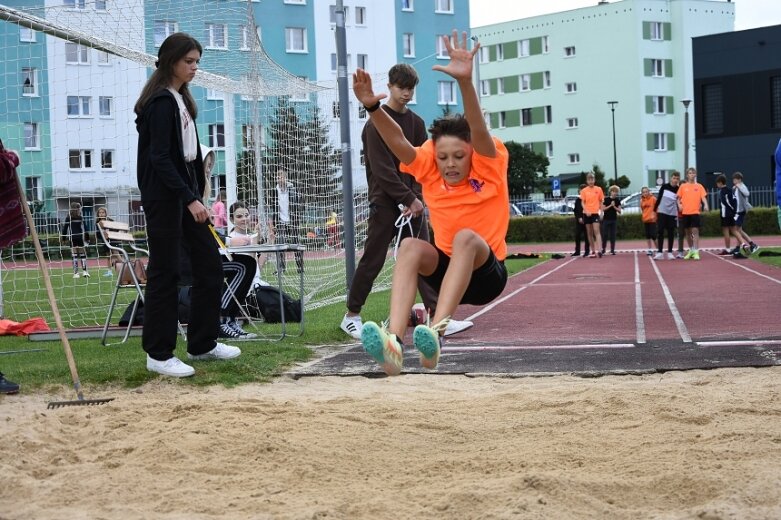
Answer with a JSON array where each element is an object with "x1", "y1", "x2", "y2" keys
[
  {"x1": 218, "y1": 322, "x2": 243, "y2": 339},
  {"x1": 229, "y1": 320, "x2": 257, "y2": 339}
]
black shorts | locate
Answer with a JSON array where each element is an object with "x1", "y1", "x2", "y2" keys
[
  {"x1": 643, "y1": 222, "x2": 657, "y2": 239},
  {"x1": 422, "y1": 246, "x2": 508, "y2": 306},
  {"x1": 70, "y1": 237, "x2": 85, "y2": 248},
  {"x1": 720, "y1": 215, "x2": 736, "y2": 228},
  {"x1": 681, "y1": 214, "x2": 701, "y2": 229},
  {"x1": 735, "y1": 212, "x2": 747, "y2": 227},
  {"x1": 583, "y1": 214, "x2": 600, "y2": 225}
]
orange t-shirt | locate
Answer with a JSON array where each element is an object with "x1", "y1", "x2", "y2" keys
[
  {"x1": 641, "y1": 194, "x2": 657, "y2": 223},
  {"x1": 677, "y1": 182, "x2": 707, "y2": 215},
  {"x1": 400, "y1": 137, "x2": 509, "y2": 260},
  {"x1": 580, "y1": 185, "x2": 604, "y2": 215}
]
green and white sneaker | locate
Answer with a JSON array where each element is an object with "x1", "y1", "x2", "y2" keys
[
  {"x1": 360, "y1": 321, "x2": 403, "y2": 376},
  {"x1": 683, "y1": 250, "x2": 694, "y2": 260},
  {"x1": 413, "y1": 316, "x2": 450, "y2": 370}
]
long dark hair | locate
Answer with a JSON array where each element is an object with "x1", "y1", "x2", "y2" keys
[{"x1": 134, "y1": 32, "x2": 202, "y2": 118}]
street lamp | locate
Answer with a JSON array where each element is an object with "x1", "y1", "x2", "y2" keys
[
  {"x1": 607, "y1": 101, "x2": 618, "y2": 186},
  {"x1": 681, "y1": 98, "x2": 692, "y2": 169}
]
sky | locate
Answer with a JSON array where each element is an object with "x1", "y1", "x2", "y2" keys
[{"x1": 470, "y1": 0, "x2": 781, "y2": 31}]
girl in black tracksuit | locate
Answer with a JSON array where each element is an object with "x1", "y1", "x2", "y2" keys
[{"x1": 134, "y1": 33, "x2": 236, "y2": 372}]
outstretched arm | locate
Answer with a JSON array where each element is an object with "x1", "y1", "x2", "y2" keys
[
  {"x1": 434, "y1": 30, "x2": 495, "y2": 158},
  {"x1": 352, "y1": 69, "x2": 417, "y2": 165}
]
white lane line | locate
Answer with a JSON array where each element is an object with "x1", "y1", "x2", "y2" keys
[
  {"x1": 634, "y1": 251, "x2": 646, "y2": 344},
  {"x1": 466, "y1": 256, "x2": 578, "y2": 321},
  {"x1": 443, "y1": 343, "x2": 636, "y2": 351},
  {"x1": 710, "y1": 251, "x2": 781, "y2": 284},
  {"x1": 698, "y1": 340, "x2": 781, "y2": 347},
  {"x1": 649, "y1": 257, "x2": 692, "y2": 343}
]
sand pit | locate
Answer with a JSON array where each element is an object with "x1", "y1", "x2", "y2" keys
[{"x1": 2, "y1": 367, "x2": 781, "y2": 519}]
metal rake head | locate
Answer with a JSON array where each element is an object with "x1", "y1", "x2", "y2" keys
[{"x1": 47, "y1": 397, "x2": 114, "y2": 409}]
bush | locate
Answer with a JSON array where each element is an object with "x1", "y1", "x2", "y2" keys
[{"x1": 506, "y1": 208, "x2": 779, "y2": 242}]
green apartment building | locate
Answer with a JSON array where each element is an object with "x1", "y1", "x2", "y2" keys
[{"x1": 472, "y1": 0, "x2": 734, "y2": 193}]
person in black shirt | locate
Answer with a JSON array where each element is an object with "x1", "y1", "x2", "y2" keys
[
  {"x1": 61, "y1": 202, "x2": 90, "y2": 278},
  {"x1": 572, "y1": 184, "x2": 590, "y2": 257},
  {"x1": 600, "y1": 185, "x2": 622, "y2": 255}
]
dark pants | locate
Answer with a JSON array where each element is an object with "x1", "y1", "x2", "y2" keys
[
  {"x1": 573, "y1": 218, "x2": 589, "y2": 255},
  {"x1": 601, "y1": 220, "x2": 617, "y2": 253},
  {"x1": 220, "y1": 253, "x2": 256, "y2": 318},
  {"x1": 347, "y1": 202, "x2": 438, "y2": 314},
  {"x1": 142, "y1": 200, "x2": 223, "y2": 361},
  {"x1": 275, "y1": 222, "x2": 303, "y2": 273},
  {"x1": 657, "y1": 213, "x2": 677, "y2": 252}
]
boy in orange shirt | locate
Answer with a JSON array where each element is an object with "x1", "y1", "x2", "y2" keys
[
  {"x1": 352, "y1": 31, "x2": 509, "y2": 375},
  {"x1": 640, "y1": 186, "x2": 657, "y2": 255},
  {"x1": 580, "y1": 172, "x2": 604, "y2": 258},
  {"x1": 677, "y1": 167, "x2": 709, "y2": 260}
]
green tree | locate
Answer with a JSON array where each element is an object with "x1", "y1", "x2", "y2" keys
[
  {"x1": 576, "y1": 165, "x2": 609, "y2": 191},
  {"x1": 505, "y1": 141, "x2": 550, "y2": 199},
  {"x1": 616, "y1": 175, "x2": 631, "y2": 190}
]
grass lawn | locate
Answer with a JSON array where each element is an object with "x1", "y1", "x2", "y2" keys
[{"x1": 0, "y1": 256, "x2": 544, "y2": 393}]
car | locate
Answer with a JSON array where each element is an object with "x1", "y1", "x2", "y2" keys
[
  {"x1": 511, "y1": 200, "x2": 551, "y2": 216},
  {"x1": 620, "y1": 188, "x2": 660, "y2": 215},
  {"x1": 510, "y1": 203, "x2": 523, "y2": 217}
]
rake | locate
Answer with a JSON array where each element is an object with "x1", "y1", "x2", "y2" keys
[{"x1": 11, "y1": 168, "x2": 114, "y2": 409}]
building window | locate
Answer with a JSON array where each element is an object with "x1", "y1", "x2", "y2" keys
[
  {"x1": 65, "y1": 42, "x2": 89, "y2": 64},
  {"x1": 650, "y1": 22, "x2": 663, "y2": 40},
  {"x1": 24, "y1": 122, "x2": 39, "y2": 150},
  {"x1": 206, "y1": 23, "x2": 227, "y2": 49},
  {"x1": 401, "y1": 0, "x2": 414, "y2": 11},
  {"x1": 497, "y1": 78, "x2": 505, "y2": 95},
  {"x1": 566, "y1": 117, "x2": 578, "y2": 129},
  {"x1": 355, "y1": 6, "x2": 366, "y2": 25},
  {"x1": 565, "y1": 82, "x2": 577, "y2": 93},
  {"x1": 359, "y1": 149, "x2": 365, "y2": 166},
  {"x1": 564, "y1": 46, "x2": 576, "y2": 57},
  {"x1": 154, "y1": 21, "x2": 178, "y2": 46},
  {"x1": 702, "y1": 83, "x2": 724, "y2": 135},
  {"x1": 436, "y1": 34, "x2": 448, "y2": 58},
  {"x1": 69, "y1": 149, "x2": 92, "y2": 169},
  {"x1": 67, "y1": 96, "x2": 91, "y2": 117},
  {"x1": 241, "y1": 125, "x2": 258, "y2": 149},
  {"x1": 653, "y1": 95, "x2": 666, "y2": 114},
  {"x1": 438, "y1": 81, "x2": 455, "y2": 104},
  {"x1": 478, "y1": 46, "x2": 489, "y2": 64},
  {"x1": 496, "y1": 44, "x2": 504, "y2": 61},
  {"x1": 64, "y1": 0, "x2": 86, "y2": 9},
  {"x1": 19, "y1": 26, "x2": 36, "y2": 42},
  {"x1": 435, "y1": 0, "x2": 453, "y2": 13},
  {"x1": 331, "y1": 101, "x2": 340, "y2": 118},
  {"x1": 479, "y1": 80, "x2": 489, "y2": 97},
  {"x1": 542, "y1": 36, "x2": 549, "y2": 54},
  {"x1": 498, "y1": 111, "x2": 507, "y2": 129},
  {"x1": 357, "y1": 53, "x2": 368, "y2": 70},
  {"x1": 651, "y1": 59, "x2": 664, "y2": 77},
  {"x1": 545, "y1": 105, "x2": 552, "y2": 124},
  {"x1": 208, "y1": 124, "x2": 225, "y2": 148},
  {"x1": 207, "y1": 88, "x2": 224, "y2": 100},
  {"x1": 25, "y1": 176, "x2": 42, "y2": 203},
  {"x1": 546, "y1": 141, "x2": 553, "y2": 158},
  {"x1": 771, "y1": 76, "x2": 781, "y2": 129},
  {"x1": 98, "y1": 96, "x2": 113, "y2": 117},
  {"x1": 544, "y1": 71, "x2": 551, "y2": 88},
  {"x1": 358, "y1": 105, "x2": 367, "y2": 119},
  {"x1": 22, "y1": 68, "x2": 38, "y2": 96},
  {"x1": 101, "y1": 150, "x2": 114, "y2": 169},
  {"x1": 568, "y1": 153, "x2": 580, "y2": 164},
  {"x1": 519, "y1": 39, "x2": 530, "y2": 57},
  {"x1": 96, "y1": 50, "x2": 110, "y2": 64},
  {"x1": 403, "y1": 33, "x2": 415, "y2": 57},
  {"x1": 285, "y1": 27, "x2": 307, "y2": 52},
  {"x1": 95, "y1": 0, "x2": 107, "y2": 10},
  {"x1": 520, "y1": 74, "x2": 530, "y2": 91},
  {"x1": 653, "y1": 133, "x2": 667, "y2": 151},
  {"x1": 521, "y1": 108, "x2": 531, "y2": 126}
]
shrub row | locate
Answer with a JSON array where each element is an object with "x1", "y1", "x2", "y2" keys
[{"x1": 507, "y1": 207, "x2": 779, "y2": 243}]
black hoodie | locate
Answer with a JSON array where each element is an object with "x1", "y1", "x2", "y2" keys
[{"x1": 135, "y1": 89, "x2": 205, "y2": 205}]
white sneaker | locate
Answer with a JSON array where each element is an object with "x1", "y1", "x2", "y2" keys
[
  {"x1": 81, "y1": 271, "x2": 90, "y2": 278},
  {"x1": 340, "y1": 313, "x2": 363, "y2": 339},
  {"x1": 667, "y1": 252, "x2": 676, "y2": 260},
  {"x1": 653, "y1": 252, "x2": 664, "y2": 260},
  {"x1": 187, "y1": 342, "x2": 241, "y2": 360},
  {"x1": 443, "y1": 319, "x2": 474, "y2": 337},
  {"x1": 73, "y1": 273, "x2": 80, "y2": 279},
  {"x1": 146, "y1": 355, "x2": 195, "y2": 378}
]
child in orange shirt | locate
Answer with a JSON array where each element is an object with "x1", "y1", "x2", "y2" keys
[
  {"x1": 580, "y1": 172, "x2": 604, "y2": 258},
  {"x1": 640, "y1": 187, "x2": 657, "y2": 255},
  {"x1": 352, "y1": 31, "x2": 509, "y2": 375},
  {"x1": 677, "y1": 167, "x2": 709, "y2": 260}
]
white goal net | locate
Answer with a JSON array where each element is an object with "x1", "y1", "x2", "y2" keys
[{"x1": 0, "y1": 0, "x2": 393, "y2": 330}]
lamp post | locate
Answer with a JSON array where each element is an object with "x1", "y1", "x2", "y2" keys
[
  {"x1": 681, "y1": 98, "x2": 692, "y2": 169},
  {"x1": 607, "y1": 101, "x2": 618, "y2": 186}
]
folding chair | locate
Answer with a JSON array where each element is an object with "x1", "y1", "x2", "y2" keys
[{"x1": 98, "y1": 221, "x2": 150, "y2": 346}]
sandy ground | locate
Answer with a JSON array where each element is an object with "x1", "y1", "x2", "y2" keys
[{"x1": 2, "y1": 367, "x2": 781, "y2": 520}]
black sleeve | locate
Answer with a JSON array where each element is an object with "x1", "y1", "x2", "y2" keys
[{"x1": 653, "y1": 186, "x2": 665, "y2": 211}]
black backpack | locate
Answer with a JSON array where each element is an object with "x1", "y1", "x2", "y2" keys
[{"x1": 246, "y1": 285, "x2": 302, "y2": 323}]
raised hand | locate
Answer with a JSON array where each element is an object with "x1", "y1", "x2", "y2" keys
[
  {"x1": 432, "y1": 30, "x2": 478, "y2": 82},
  {"x1": 352, "y1": 68, "x2": 387, "y2": 108}
]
